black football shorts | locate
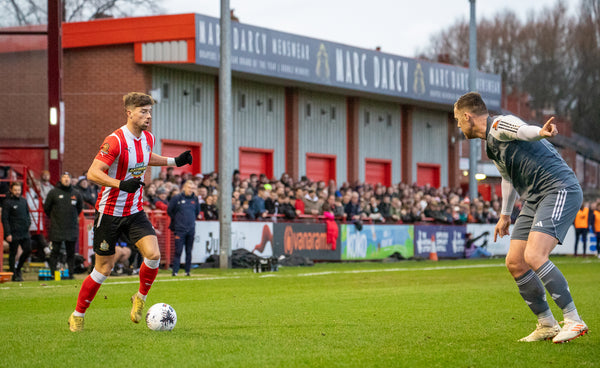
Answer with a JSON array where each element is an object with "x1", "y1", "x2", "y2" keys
[{"x1": 92, "y1": 211, "x2": 156, "y2": 256}]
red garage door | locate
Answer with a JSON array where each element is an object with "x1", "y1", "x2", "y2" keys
[
  {"x1": 478, "y1": 183, "x2": 492, "y2": 201},
  {"x1": 475, "y1": 182, "x2": 502, "y2": 202},
  {"x1": 239, "y1": 147, "x2": 273, "y2": 179},
  {"x1": 306, "y1": 153, "x2": 336, "y2": 183},
  {"x1": 365, "y1": 159, "x2": 391, "y2": 186},
  {"x1": 416, "y1": 163, "x2": 440, "y2": 188},
  {"x1": 161, "y1": 140, "x2": 201, "y2": 175}
]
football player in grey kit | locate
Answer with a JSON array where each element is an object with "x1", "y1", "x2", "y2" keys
[{"x1": 454, "y1": 92, "x2": 588, "y2": 343}]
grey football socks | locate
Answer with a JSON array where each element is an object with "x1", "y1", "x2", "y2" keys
[
  {"x1": 535, "y1": 260, "x2": 581, "y2": 321},
  {"x1": 515, "y1": 269, "x2": 556, "y2": 326}
]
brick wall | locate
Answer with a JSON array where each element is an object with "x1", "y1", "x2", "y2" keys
[
  {"x1": 0, "y1": 49, "x2": 48, "y2": 145},
  {"x1": 0, "y1": 44, "x2": 152, "y2": 177},
  {"x1": 63, "y1": 44, "x2": 152, "y2": 176}
]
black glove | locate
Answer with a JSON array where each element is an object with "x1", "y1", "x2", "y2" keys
[
  {"x1": 119, "y1": 178, "x2": 145, "y2": 193},
  {"x1": 175, "y1": 150, "x2": 193, "y2": 167}
]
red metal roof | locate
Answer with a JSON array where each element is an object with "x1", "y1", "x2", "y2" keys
[
  {"x1": 0, "y1": 13, "x2": 196, "y2": 53},
  {"x1": 64, "y1": 13, "x2": 196, "y2": 48}
]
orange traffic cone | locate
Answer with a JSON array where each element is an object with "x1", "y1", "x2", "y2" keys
[{"x1": 429, "y1": 234, "x2": 438, "y2": 261}]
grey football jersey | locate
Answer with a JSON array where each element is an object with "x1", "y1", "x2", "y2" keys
[{"x1": 485, "y1": 115, "x2": 579, "y2": 202}]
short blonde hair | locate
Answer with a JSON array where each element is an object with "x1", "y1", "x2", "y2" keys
[
  {"x1": 454, "y1": 92, "x2": 488, "y2": 116},
  {"x1": 123, "y1": 92, "x2": 155, "y2": 110}
]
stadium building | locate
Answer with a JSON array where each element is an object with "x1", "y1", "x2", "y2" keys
[{"x1": 0, "y1": 13, "x2": 598, "y2": 197}]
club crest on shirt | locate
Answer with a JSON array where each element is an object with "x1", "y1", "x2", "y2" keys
[
  {"x1": 100, "y1": 142, "x2": 110, "y2": 155},
  {"x1": 128, "y1": 162, "x2": 147, "y2": 178},
  {"x1": 100, "y1": 240, "x2": 109, "y2": 251}
]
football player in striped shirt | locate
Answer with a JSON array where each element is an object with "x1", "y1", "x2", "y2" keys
[
  {"x1": 454, "y1": 92, "x2": 588, "y2": 343},
  {"x1": 68, "y1": 92, "x2": 193, "y2": 332}
]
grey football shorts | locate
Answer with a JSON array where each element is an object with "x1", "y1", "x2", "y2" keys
[{"x1": 512, "y1": 185, "x2": 583, "y2": 244}]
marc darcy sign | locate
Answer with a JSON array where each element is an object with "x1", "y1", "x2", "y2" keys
[{"x1": 194, "y1": 13, "x2": 502, "y2": 110}]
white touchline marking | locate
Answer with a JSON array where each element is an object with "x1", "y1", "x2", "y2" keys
[{"x1": 0, "y1": 259, "x2": 591, "y2": 291}]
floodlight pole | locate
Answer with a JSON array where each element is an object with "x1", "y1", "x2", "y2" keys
[
  {"x1": 468, "y1": 0, "x2": 479, "y2": 202},
  {"x1": 48, "y1": 0, "x2": 63, "y2": 183},
  {"x1": 218, "y1": 0, "x2": 233, "y2": 270}
]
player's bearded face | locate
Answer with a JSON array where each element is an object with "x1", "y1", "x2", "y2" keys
[
  {"x1": 129, "y1": 105, "x2": 152, "y2": 130},
  {"x1": 454, "y1": 107, "x2": 475, "y2": 139}
]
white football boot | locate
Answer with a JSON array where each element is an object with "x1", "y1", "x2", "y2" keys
[
  {"x1": 552, "y1": 319, "x2": 588, "y2": 343},
  {"x1": 518, "y1": 322, "x2": 561, "y2": 342}
]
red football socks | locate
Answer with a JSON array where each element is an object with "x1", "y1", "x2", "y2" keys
[
  {"x1": 138, "y1": 261, "x2": 159, "y2": 296},
  {"x1": 75, "y1": 275, "x2": 103, "y2": 314}
]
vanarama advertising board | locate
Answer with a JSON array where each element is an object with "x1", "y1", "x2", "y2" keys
[{"x1": 272, "y1": 223, "x2": 339, "y2": 260}]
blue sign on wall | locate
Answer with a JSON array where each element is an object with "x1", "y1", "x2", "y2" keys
[{"x1": 195, "y1": 14, "x2": 501, "y2": 110}]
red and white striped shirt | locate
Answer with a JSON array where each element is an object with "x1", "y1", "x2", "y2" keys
[{"x1": 94, "y1": 125, "x2": 155, "y2": 217}]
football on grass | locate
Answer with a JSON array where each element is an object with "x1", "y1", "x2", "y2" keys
[{"x1": 146, "y1": 303, "x2": 177, "y2": 331}]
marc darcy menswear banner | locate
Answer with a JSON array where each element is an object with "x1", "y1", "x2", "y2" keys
[{"x1": 194, "y1": 13, "x2": 502, "y2": 110}]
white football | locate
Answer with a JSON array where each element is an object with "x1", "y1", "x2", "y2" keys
[{"x1": 145, "y1": 303, "x2": 177, "y2": 331}]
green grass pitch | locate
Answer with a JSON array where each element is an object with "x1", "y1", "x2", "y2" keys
[{"x1": 1, "y1": 257, "x2": 598, "y2": 368}]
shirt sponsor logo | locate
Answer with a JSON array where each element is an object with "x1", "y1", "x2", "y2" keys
[{"x1": 128, "y1": 162, "x2": 147, "y2": 178}]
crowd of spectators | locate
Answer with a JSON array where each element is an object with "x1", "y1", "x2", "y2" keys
[
  {"x1": 139, "y1": 169, "x2": 521, "y2": 225},
  {"x1": 3, "y1": 167, "x2": 521, "y2": 226}
]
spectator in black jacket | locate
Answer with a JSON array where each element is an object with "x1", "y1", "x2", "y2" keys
[
  {"x1": 265, "y1": 187, "x2": 279, "y2": 215},
  {"x1": 379, "y1": 195, "x2": 392, "y2": 220},
  {"x1": 2, "y1": 182, "x2": 31, "y2": 281},
  {"x1": 345, "y1": 192, "x2": 363, "y2": 221},
  {"x1": 366, "y1": 196, "x2": 385, "y2": 222},
  {"x1": 167, "y1": 180, "x2": 201, "y2": 276},
  {"x1": 44, "y1": 172, "x2": 83, "y2": 279},
  {"x1": 278, "y1": 194, "x2": 296, "y2": 219},
  {"x1": 75, "y1": 176, "x2": 97, "y2": 209},
  {"x1": 201, "y1": 194, "x2": 219, "y2": 220}
]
